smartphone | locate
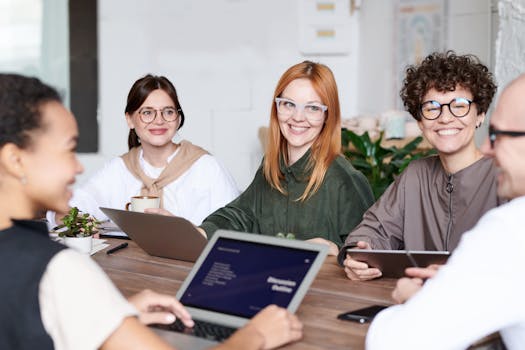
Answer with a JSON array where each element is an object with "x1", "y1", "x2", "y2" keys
[{"x1": 337, "y1": 305, "x2": 388, "y2": 324}]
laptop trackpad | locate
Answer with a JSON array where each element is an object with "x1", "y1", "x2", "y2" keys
[{"x1": 151, "y1": 327, "x2": 218, "y2": 350}]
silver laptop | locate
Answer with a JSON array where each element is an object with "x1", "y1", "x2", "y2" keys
[
  {"x1": 152, "y1": 229, "x2": 328, "y2": 349},
  {"x1": 99, "y1": 207, "x2": 207, "y2": 262}
]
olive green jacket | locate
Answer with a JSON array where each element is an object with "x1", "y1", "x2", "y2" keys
[{"x1": 200, "y1": 150, "x2": 374, "y2": 246}]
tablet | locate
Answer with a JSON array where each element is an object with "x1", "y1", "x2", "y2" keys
[{"x1": 346, "y1": 249, "x2": 450, "y2": 278}]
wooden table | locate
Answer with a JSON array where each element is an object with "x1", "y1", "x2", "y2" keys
[{"x1": 93, "y1": 239, "x2": 396, "y2": 350}]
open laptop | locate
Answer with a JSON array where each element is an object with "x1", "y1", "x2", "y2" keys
[
  {"x1": 152, "y1": 229, "x2": 328, "y2": 349},
  {"x1": 99, "y1": 207, "x2": 207, "y2": 262}
]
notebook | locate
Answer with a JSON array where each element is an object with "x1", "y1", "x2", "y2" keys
[
  {"x1": 99, "y1": 207, "x2": 207, "y2": 262},
  {"x1": 151, "y1": 229, "x2": 329, "y2": 349}
]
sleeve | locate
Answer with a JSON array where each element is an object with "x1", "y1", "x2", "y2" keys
[
  {"x1": 47, "y1": 158, "x2": 137, "y2": 227},
  {"x1": 338, "y1": 168, "x2": 409, "y2": 264},
  {"x1": 39, "y1": 249, "x2": 137, "y2": 350},
  {"x1": 186, "y1": 155, "x2": 240, "y2": 225},
  {"x1": 335, "y1": 170, "x2": 375, "y2": 245},
  {"x1": 200, "y1": 169, "x2": 263, "y2": 239},
  {"x1": 366, "y1": 206, "x2": 525, "y2": 349}
]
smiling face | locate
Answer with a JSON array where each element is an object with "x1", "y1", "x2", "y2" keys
[
  {"x1": 418, "y1": 86, "x2": 483, "y2": 158},
  {"x1": 125, "y1": 89, "x2": 180, "y2": 149},
  {"x1": 278, "y1": 78, "x2": 326, "y2": 164},
  {"x1": 481, "y1": 78, "x2": 525, "y2": 199},
  {"x1": 21, "y1": 101, "x2": 84, "y2": 214}
]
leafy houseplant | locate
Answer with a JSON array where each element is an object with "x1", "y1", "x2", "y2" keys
[
  {"x1": 57, "y1": 207, "x2": 100, "y2": 238},
  {"x1": 342, "y1": 129, "x2": 436, "y2": 199}
]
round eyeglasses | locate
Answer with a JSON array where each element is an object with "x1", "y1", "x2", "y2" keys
[
  {"x1": 275, "y1": 97, "x2": 327, "y2": 122},
  {"x1": 420, "y1": 97, "x2": 474, "y2": 120},
  {"x1": 137, "y1": 107, "x2": 180, "y2": 124}
]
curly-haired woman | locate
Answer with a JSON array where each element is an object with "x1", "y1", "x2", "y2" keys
[{"x1": 340, "y1": 51, "x2": 506, "y2": 280}]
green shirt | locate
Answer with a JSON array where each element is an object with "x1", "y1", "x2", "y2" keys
[{"x1": 200, "y1": 150, "x2": 374, "y2": 246}]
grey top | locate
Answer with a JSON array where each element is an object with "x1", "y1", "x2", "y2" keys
[{"x1": 338, "y1": 156, "x2": 503, "y2": 265}]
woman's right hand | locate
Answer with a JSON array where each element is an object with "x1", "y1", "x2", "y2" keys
[
  {"x1": 221, "y1": 305, "x2": 303, "y2": 350},
  {"x1": 343, "y1": 241, "x2": 382, "y2": 281}
]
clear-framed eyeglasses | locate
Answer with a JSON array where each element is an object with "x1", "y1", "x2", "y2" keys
[
  {"x1": 420, "y1": 97, "x2": 474, "y2": 120},
  {"x1": 137, "y1": 107, "x2": 181, "y2": 124},
  {"x1": 275, "y1": 97, "x2": 327, "y2": 122}
]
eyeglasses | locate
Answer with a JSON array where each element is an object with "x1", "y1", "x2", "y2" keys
[
  {"x1": 488, "y1": 124, "x2": 525, "y2": 148},
  {"x1": 275, "y1": 97, "x2": 327, "y2": 122},
  {"x1": 420, "y1": 97, "x2": 474, "y2": 120},
  {"x1": 137, "y1": 107, "x2": 180, "y2": 124}
]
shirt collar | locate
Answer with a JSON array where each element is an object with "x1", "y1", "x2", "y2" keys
[{"x1": 279, "y1": 148, "x2": 313, "y2": 180}]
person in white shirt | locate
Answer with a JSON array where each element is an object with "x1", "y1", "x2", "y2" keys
[
  {"x1": 366, "y1": 73, "x2": 525, "y2": 349},
  {"x1": 48, "y1": 74, "x2": 239, "y2": 227},
  {"x1": 0, "y1": 73, "x2": 302, "y2": 350}
]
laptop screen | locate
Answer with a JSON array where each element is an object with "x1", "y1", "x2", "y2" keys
[{"x1": 179, "y1": 236, "x2": 320, "y2": 318}]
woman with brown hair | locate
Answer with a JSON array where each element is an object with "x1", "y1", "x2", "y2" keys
[
  {"x1": 0, "y1": 73, "x2": 302, "y2": 350},
  {"x1": 48, "y1": 74, "x2": 239, "y2": 227},
  {"x1": 199, "y1": 61, "x2": 374, "y2": 255}
]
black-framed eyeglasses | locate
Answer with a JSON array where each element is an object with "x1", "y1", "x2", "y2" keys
[
  {"x1": 488, "y1": 124, "x2": 525, "y2": 148},
  {"x1": 420, "y1": 97, "x2": 474, "y2": 120},
  {"x1": 137, "y1": 107, "x2": 181, "y2": 124}
]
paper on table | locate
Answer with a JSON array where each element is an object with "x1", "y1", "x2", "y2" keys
[{"x1": 91, "y1": 238, "x2": 110, "y2": 255}]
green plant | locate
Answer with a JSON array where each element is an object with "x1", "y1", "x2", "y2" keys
[
  {"x1": 56, "y1": 207, "x2": 100, "y2": 238},
  {"x1": 342, "y1": 129, "x2": 436, "y2": 199}
]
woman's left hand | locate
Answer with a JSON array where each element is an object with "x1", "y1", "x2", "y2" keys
[
  {"x1": 144, "y1": 208, "x2": 174, "y2": 216},
  {"x1": 306, "y1": 237, "x2": 339, "y2": 256}
]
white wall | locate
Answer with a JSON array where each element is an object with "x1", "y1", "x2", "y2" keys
[
  {"x1": 78, "y1": 0, "x2": 495, "y2": 189},
  {"x1": 78, "y1": 0, "x2": 359, "y2": 190}
]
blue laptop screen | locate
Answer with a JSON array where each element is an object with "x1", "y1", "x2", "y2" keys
[{"x1": 179, "y1": 237, "x2": 319, "y2": 318}]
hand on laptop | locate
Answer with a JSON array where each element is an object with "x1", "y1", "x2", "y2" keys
[
  {"x1": 392, "y1": 265, "x2": 441, "y2": 304},
  {"x1": 223, "y1": 305, "x2": 303, "y2": 350},
  {"x1": 306, "y1": 237, "x2": 339, "y2": 256},
  {"x1": 144, "y1": 208, "x2": 174, "y2": 216},
  {"x1": 343, "y1": 241, "x2": 382, "y2": 281},
  {"x1": 127, "y1": 289, "x2": 194, "y2": 327}
]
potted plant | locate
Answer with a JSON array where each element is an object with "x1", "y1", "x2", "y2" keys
[
  {"x1": 56, "y1": 207, "x2": 100, "y2": 254},
  {"x1": 342, "y1": 129, "x2": 436, "y2": 199}
]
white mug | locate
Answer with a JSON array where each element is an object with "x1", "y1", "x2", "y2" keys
[{"x1": 125, "y1": 196, "x2": 160, "y2": 213}]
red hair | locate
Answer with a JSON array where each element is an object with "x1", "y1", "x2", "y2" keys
[{"x1": 263, "y1": 61, "x2": 341, "y2": 201}]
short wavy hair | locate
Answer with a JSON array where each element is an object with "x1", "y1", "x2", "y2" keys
[
  {"x1": 400, "y1": 51, "x2": 497, "y2": 121},
  {"x1": 0, "y1": 74, "x2": 61, "y2": 149}
]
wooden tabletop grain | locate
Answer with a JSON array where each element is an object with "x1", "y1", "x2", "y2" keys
[{"x1": 93, "y1": 239, "x2": 397, "y2": 350}]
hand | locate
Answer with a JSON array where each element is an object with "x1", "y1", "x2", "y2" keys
[
  {"x1": 196, "y1": 226, "x2": 207, "y2": 238},
  {"x1": 306, "y1": 237, "x2": 339, "y2": 256},
  {"x1": 343, "y1": 241, "x2": 382, "y2": 281},
  {"x1": 127, "y1": 289, "x2": 194, "y2": 327},
  {"x1": 143, "y1": 208, "x2": 174, "y2": 216},
  {"x1": 391, "y1": 265, "x2": 441, "y2": 304},
  {"x1": 246, "y1": 305, "x2": 303, "y2": 349}
]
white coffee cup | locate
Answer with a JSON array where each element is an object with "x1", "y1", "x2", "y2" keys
[{"x1": 125, "y1": 196, "x2": 160, "y2": 213}]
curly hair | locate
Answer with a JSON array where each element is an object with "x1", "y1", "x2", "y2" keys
[
  {"x1": 400, "y1": 51, "x2": 497, "y2": 121},
  {"x1": 0, "y1": 74, "x2": 61, "y2": 149}
]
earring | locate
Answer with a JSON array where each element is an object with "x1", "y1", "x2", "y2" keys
[{"x1": 476, "y1": 123, "x2": 481, "y2": 129}]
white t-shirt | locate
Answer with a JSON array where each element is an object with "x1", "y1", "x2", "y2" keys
[
  {"x1": 366, "y1": 196, "x2": 525, "y2": 350},
  {"x1": 39, "y1": 249, "x2": 137, "y2": 350},
  {"x1": 47, "y1": 149, "x2": 239, "y2": 227}
]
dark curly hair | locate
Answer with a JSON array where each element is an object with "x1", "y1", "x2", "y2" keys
[
  {"x1": 400, "y1": 51, "x2": 497, "y2": 121},
  {"x1": 125, "y1": 74, "x2": 185, "y2": 150},
  {"x1": 0, "y1": 74, "x2": 61, "y2": 149}
]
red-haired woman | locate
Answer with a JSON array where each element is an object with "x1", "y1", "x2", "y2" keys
[{"x1": 199, "y1": 61, "x2": 374, "y2": 255}]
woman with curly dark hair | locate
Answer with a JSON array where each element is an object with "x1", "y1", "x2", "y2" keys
[{"x1": 340, "y1": 51, "x2": 505, "y2": 280}]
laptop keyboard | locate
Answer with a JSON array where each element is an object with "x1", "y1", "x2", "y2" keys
[{"x1": 154, "y1": 318, "x2": 237, "y2": 342}]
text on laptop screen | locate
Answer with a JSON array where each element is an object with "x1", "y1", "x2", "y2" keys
[{"x1": 179, "y1": 237, "x2": 319, "y2": 318}]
